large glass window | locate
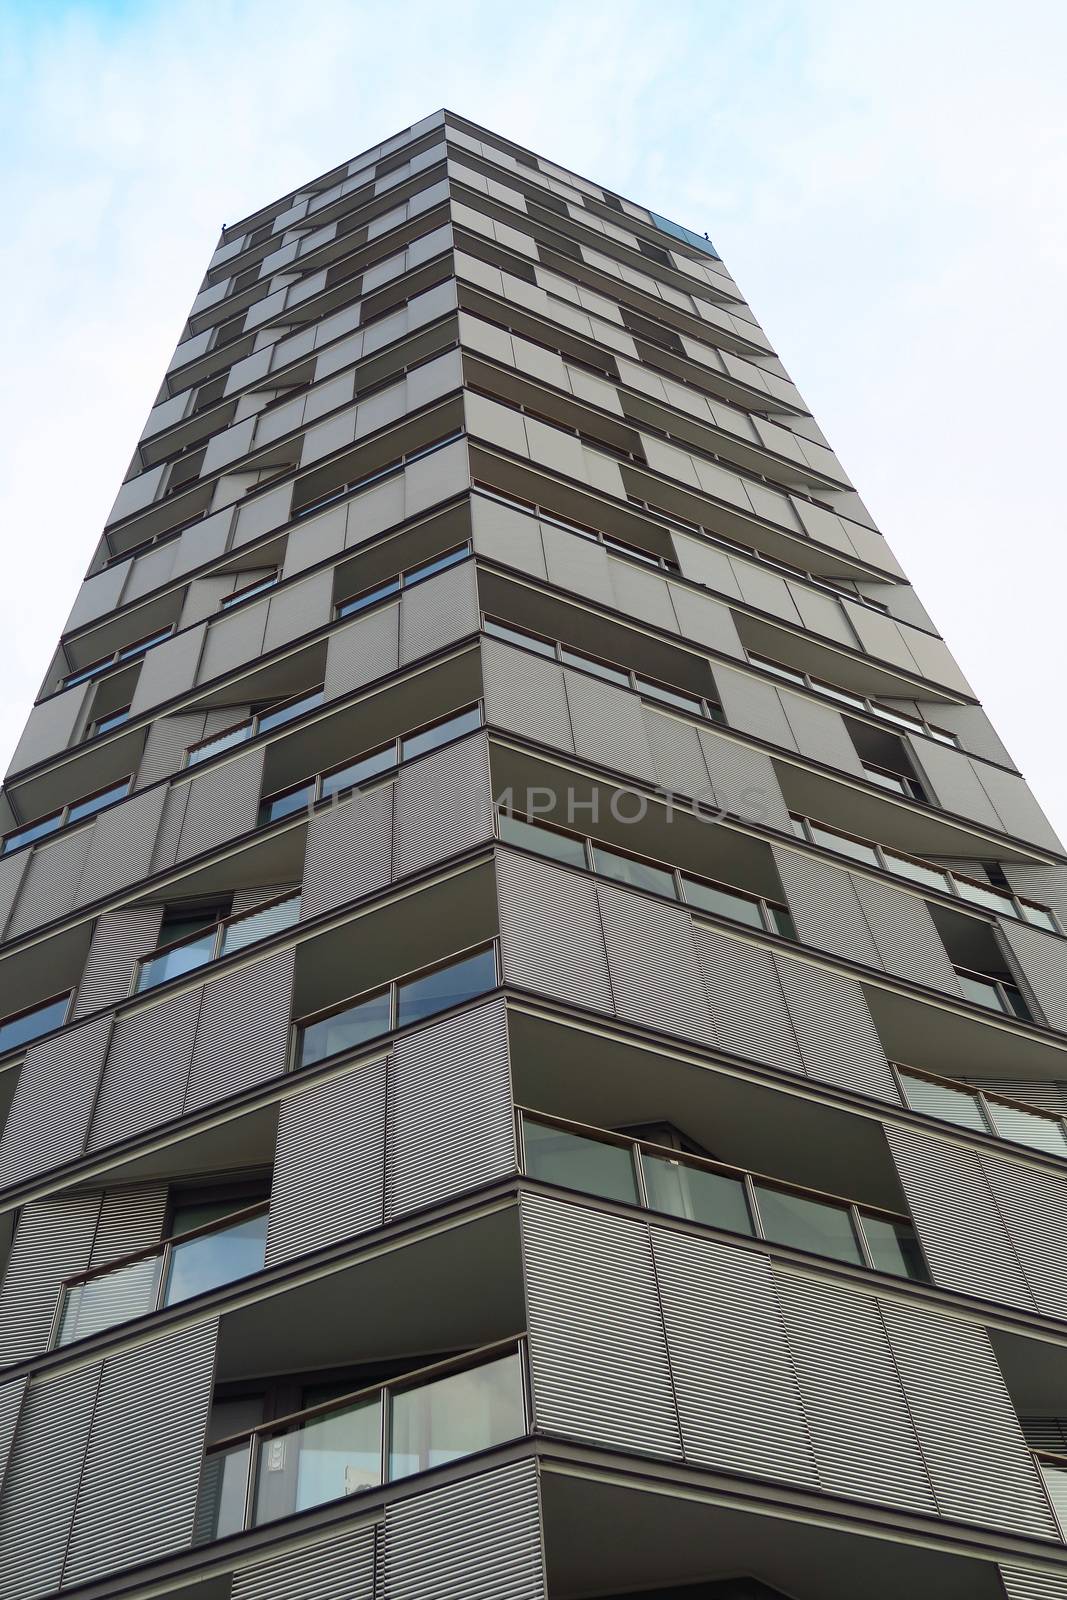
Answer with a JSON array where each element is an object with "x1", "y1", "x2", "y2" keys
[
  {"x1": 860, "y1": 1213, "x2": 929, "y2": 1281},
  {"x1": 642, "y1": 1153, "x2": 753, "y2": 1235},
  {"x1": 0, "y1": 992, "x2": 70, "y2": 1055},
  {"x1": 401, "y1": 705, "x2": 481, "y2": 762},
  {"x1": 498, "y1": 811, "x2": 587, "y2": 869},
  {"x1": 523, "y1": 1118, "x2": 639, "y2": 1204},
  {"x1": 163, "y1": 1206, "x2": 268, "y2": 1306},
  {"x1": 299, "y1": 988, "x2": 392, "y2": 1068},
  {"x1": 396, "y1": 946, "x2": 496, "y2": 1028},
  {"x1": 592, "y1": 845, "x2": 675, "y2": 898},
  {"x1": 753, "y1": 1183, "x2": 864, "y2": 1266},
  {"x1": 388, "y1": 1351, "x2": 524, "y2": 1480}
]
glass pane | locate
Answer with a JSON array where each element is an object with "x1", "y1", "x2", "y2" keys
[
  {"x1": 137, "y1": 930, "x2": 217, "y2": 992},
  {"x1": 163, "y1": 1211, "x2": 268, "y2": 1306},
  {"x1": 389, "y1": 1352, "x2": 524, "y2": 1480},
  {"x1": 65, "y1": 660, "x2": 111, "y2": 687},
  {"x1": 57, "y1": 1254, "x2": 163, "y2": 1345},
  {"x1": 67, "y1": 781, "x2": 129, "y2": 823},
  {"x1": 863, "y1": 764, "x2": 907, "y2": 795},
  {"x1": 483, "y1": 618, "x2": 556, "y2": 658},
  {"x1": 195, "y1": 1441, "x2": 251, "y2": 1542},
  {"x1": 754, "y1": 1183, "x2": 863, "y2": 1266},
  {"x1": 401, "y1": 706, "x2": 481, "y2": 762},
  {"x1": 0, "y1": 993, "x2": 70, "y2": 1054},
  {"x1": 254, "y1": 1397, "x2": 381, "y2": 1525},
  {"x1": 861, "y1": 1214, "x2": 929, "y2": 1281},
  {"x1": 397, "y1": 947, "x2": 497, "y2": 1028},
  {"x1": 593, "y1": 847, "x2": 675, "y2": 898},
  {"x1": 769, "y1": 905, "x2": 797, "y2": 941},
  {"x1": 753, "y1": 655, "x2": 805, "y2": 686},
  {"x1": 256, "y1": 690, "x2": 323, "y2": 733},
  {"x1": 957, "y1": 971, "x2": 1006, "y2": 1012},
  {"x1": 954, "y1": 877, "x2": 1015, "y2": 915},
  {"x1": 987, "y1": 1099, "x2": 1067, "y2": 1157},
  {"x1": 220, "y1": 894, "x2": 301, "y2": 956},
  {"x1": 1003, "y1": 984, "x2": 1032, "y2": 1021},
  {"x1": 299, "y1": 989, "x2": 392, "y2": 1067},
  {"x1": 320, "y1": 743, "x2": 396, "y2": 799},
  {"x1": 94, "y1": 708, "x2": 130, "y2": 734},
  {"x1": 260, "y1": 780, "x2": 312, "y2": 823},
  {"x1": 559, "y1": 647, "x2": 629, "y2": 687},
  {"x1": 338, "y1": 579, "x2": 401, "y2": 617},
  {"x1": 643, "y1": 1153, "x2": 752, "y2": 1235},
  {"x1": 817, "y1": 682, "x2": 866, "y2": 709},
  {"x1": 1022, "y1": 903, "x2": 1058, "y2": 932},
  {"x1": 498, "y1": 812, "x2": 587, "y2": 868},
  {"x1": 119, "y1": 629, "x2": 171, "y2": 659},
  {"x1": 898, "y1": 1069, "x2": 988, "y2": 1132},
  {"x1": 1041, "y1": 1463, "x2": 1067, "y2": 1539},
  {"x1": 221, "y1": 576, "x2": 276, "y2": 608},
  {"x1": 523, "y1": 1117, "x2": 638, "y2": 1204},
  {"x1": 187, "y1": 723, "x2": 253, "y2": 766},
  {"x1": 681, "y1": 875, "x2": 763, "y2": 929},
  {"x1": 3, "y1": 812, "x2": 63, "y2": 852},
  {"x1": 636, "y1": 678, "x2": 703, "y2": 715},
  {"x1": 882, "y1": 851, "x2": 950, "y2": 891},
  {"x1": 809, "y1": 822, "x2": 880, "y2": 867},
  {"x1": 405, "y1": 546, "x2": 468, "y2": 585}
]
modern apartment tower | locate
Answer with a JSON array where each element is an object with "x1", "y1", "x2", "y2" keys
[{"x1": 3, "y1": 110, "x2": 1067, "y2": 1600}]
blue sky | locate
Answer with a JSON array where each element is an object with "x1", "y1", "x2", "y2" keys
[{"x1": 2, "y1": 0, "x2": 1066, "y2": 834}]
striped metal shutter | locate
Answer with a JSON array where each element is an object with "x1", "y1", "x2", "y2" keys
[
  {"x1": 381, "y1": 1459, "x2": 545, "y2": 1600},
  {"x1": 693, "y1": 926, "x2": 804, "y2": 1074},
  {"x1": 393, "y1": 733, "x2": 493, "y2": 879},
  {"x1": 385, "y1": 997, "x2": 515, "y2": 1221},
  {"x1": 982, "y1": 1156, "x2": 1067, "y2": 1320},
  {"x1": 773, "y1": 1269, "x2": 936, "y2": 1513},
  {"x1": 0, "y1": 1015, "x2": 112, "y2": 1187},
  {"x1": 72, "y1": 906, "x2": 164, "y2": 1018},
  {"x1": 608, "y1": 562, "x2": 677, "y2": 633},
  {"x1": 67, "y1": 1184, "x2": 170, "y2": 1342},
  {"x1": 1000, "y1": 1569, "x2": 1067, "y2": 1599},
  {"x1": 775, "y1": 954, "x2": 898, "y2": 1102},
  {"x1": 713, "y1": 664, "x2": 798, "y2": 751},
  {"x1": 481, "y1": 637, "x2": 574, "y2": 753},
  {"x1": 0, "y1": 1377, "x2": 24, "y2": 1491},
  {"x1": 150, "y1": 785, "x2": 191, "y2": 874},
  {"x1": 641, "y1": 706, "x2": 714, "y2": 801},
  {"x1": 667, "y1": 585, "x2": 745, "y2": 658},
  {"x1": 651, "y1": 1228, "x2": 814, "y2": 1486},
  {"x1": 135, "y1": 712, "x2": 206, "y2": 789},
  {"x1": 695, "y1": 728, "x2": 792, "y2": 831},
  {"x1": 496, "y1": 851, "x2": 613, "y2": 1013},
  {"x1": 777, "y1": 689, "x2": 865, "y2": 776},
  {"x1": 61, "y1": 1319, "x2": 219, "y2": 1586},
  {"x1": 0, "y1": 852, "x2": 29, "y2": 941},
  {"x1": 884, "y1": 1126, "x2": 1037, "y2": 1312},
  {"x1": 1003, "y1": 863, "x2": 1067, "y2": 933},
  {"x1": 771, "y1": 847, "x2": 882, "y2": 968},
  {"x1": 0, "y1": 1193, "x2": 101, "y2": 1363},
  {"x1": 880, "y1": 1298, "x2": 1059, "y2": 1538},
  {"x1": 470, "y1": 495, "x2": 548, "y2": 579},
  {"x1": 324, "y1": 604, "x2": 400, "y2": 700},
  {"x1": 521, "y1": 1193, "x2": 681, "y2": 1457},
  {"x1": 399, "y1": 558, "x2": 479, "y2": 663},
  {"x1": 184, "y1": 948, "x2": 294, "y2": 1111},
  {"x1": 229, "y1": 881, "x2": 298, "y2": 917},
  {"x1": 129, "y1": 623, "x2": 206, "y2": 716},
  {"x1": 175, "y1": 745, "x2": 265, "y2": 860},
  {"x1": 302, "y1": 783, "x2": 394, "y2": 918},
  {"x1": 5, "y1": 826, "x2": 92, "y2": 936},
  {"x1": 74, "y1": 786, "x2": 168, "y2": 906},
  {"x1": 232, "y1": 1517, "x2": 377, "y2": 1600},
  {"x1": 541, "y1": 521, "x2": 614, "y2": 605},
  {"x1": 0, "y1": 1362, "x2": 102, "y2": 1600},
  {"x1": 977, "y1": 765, "x2": 1064, "y2": 854},
  {"x1": 1001, "y1": 921, "x2": 1067, "y2": 1031},
  {"x1": 563, "y1": 669, "x2": 658, "y2": 784},
  {"x1": 262, "y1": 568, "x2": 333, "y2": 652},
  {"x1": 596, "y1": 883, "x2": 717, "y2": 1047},
  {"x1": 265, "y1": 1055, "x2": 387, "y2": 1267},
  {"x1": 197, "y1": 600, "x2": 269, "y2": 681},
  {"x1": 849, "y1": 874, "x2": 963, "y2": 994},
  {"x1": 88, "y1": 989, "x2": 201, "y2": 1151},
  {"x1": 977, "y1": 1080, "x2": 1067, "y2": 1118},
  {"x1": 910, "y1": 741, "x2": 1003, "y2": 831}
]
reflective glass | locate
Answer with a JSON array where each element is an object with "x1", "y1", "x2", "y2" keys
[
  {"x1": 401, "y1": 706, "x2": 481, "y2": 762},
  {"x1": 338, "y1": 578, "x2": 401, "y2": 618},
  {"x1": 163, "y1": 1210, "x2": 268, "y2": 1306},
  {"x1": 0, "y1": 993, "x2": 69, "y2": 1054},
  {"x1": 860, "y1": 1213, "x2": 929, "y2": 1281},
  {"x1": 137, "y1": 930, "x2": 217, "y2": 991},
  {"x1": 636, "y1": 678, "x2": 703, "y2": 714},
  {"x1": 498, "y1": 812, "x2": 587, "y2": 869},
  {"x1": 1022, "y1": 903, "x2": 1058, "y2": 932},
  {"x1": 809, "y1": 822, "x2": 879, "y2": 867},
  {"x1": 817, "y1": 681, "x2": 866, "y2": 710},
  {"x1": 57, "y1": 1254, "x2": 163, "y2": 1345},
  {"x1": 397, "y1": 947, "x2": 497, "y2": 1028},
  {"x1": 1003, "y1": 983, "x2": 1032, "y2": 1020},
  {"x1": 118, "y1": 629, "x2": 171, "y2": 660},
  {"x1": 769, "y1": 905, "x2": 798, "y2": 941},
  {"x1": 67, "y1": 781, "x2": 130, "y2": 823},
  {"x1": 256, "y1": 690, "x2": 323, "y2": 733},
  {"x1": 523, "y1": 1117, "x2": 638, "y2": 1204},
  {"x1": 3, "y1": 812, "x2": 63, "y2": 852},
  {"x1": 221, "y1": 576, "x2": 277, "y2": 609},
  {"x1": 643, "y1": 1153, "x2": 752, "y2": 1235},
  {"x1": 754, "y1": 1183, "x2": 863, "y2": 1265},
  {"x1": 753, "y1": 655, "x2": 805, "y2": 686},
  {"x1": 93, "y1": 708, "x2": 130, "y2": 734},
  {"x1": 863, "y1": 764, "x2": 908, "y2": 795},
  {"x1": 389, "y1": 1352, "x2": 524, "y2": 1480},
  {"x1": 681, "y1": 875, "x2": 763, "y2": 929},
  {"x1": 65, "y1": 659, "x2": 111, "y2": 687},
  {"x1": 882, "y1": 851, "x2": 950, "y2": 891},
  {"x1": 986, "y1": 1098, "x2": 1067, "y2": 1157},
  {"x1": 954, "y1": 877, "x2": 1016, "y2": 915},
  {"x1": 405, "y1": 546, "x2": 468, "y2": 585},
  {"x1": 957, "y1": 971, "x2": 1007, "y2": 1012},
  {"x1": 196, "y1": 1441, "x2": 252, "y2": 1541},
  {"x1": 593, "y1": 847, "x2": 675, "y2": 898},
  {"x1": 299, "y1": 989, "x2": 392, "y2": 1067},
  {"x1": 559, "y1": 647, "x2": 629, "y2": 687},
  {"x1": 483, "y1": 618, "x2": 556, "y2": 658},
  {"x1": 187, "y1": 723, "x2": 253, "y2": 766},
  {"x1": 898, "y1": 1069, "x2": 989, "y2": 1132},
  {"x1": 320, "y1": 743, "x2": 397, "y2": 799}
]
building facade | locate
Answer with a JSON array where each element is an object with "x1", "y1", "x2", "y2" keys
[{"x1": 1, "y1": 109, "x2": 1067, "y2": 1600}]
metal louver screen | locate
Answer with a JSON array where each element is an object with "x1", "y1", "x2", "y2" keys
[{"x1": 381, "y1": 1459, "x2": 545, "y2": 1600}]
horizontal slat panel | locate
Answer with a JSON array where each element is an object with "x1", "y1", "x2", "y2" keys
[
  {"x1": 496, "y1": 850, "x2": 613, "y2": 1012},
  {"x1": 0, "y1": 1015, "x2": 112, "y2": 1188},
  {"x1": 232, "y1": 1517, "x2": 377, "y2": 1600},
  {"x1": 382, "y1": 1459, "x2": 544, "y2": 1600}
]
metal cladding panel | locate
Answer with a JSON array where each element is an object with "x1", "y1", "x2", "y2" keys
[
  {"x1": 563, "y1": 669, "x2": 658, "y2": 784},
  {"x1": 6, "y1": 826, "x2": 92, "y2": 936},
  {"x1": 978, "y1": 1080, "x2": 1067, "y2": 1118},
  {"x1": 176, "y1": 746, "x2": 266, "y2": 861},
  {"x1": 399, "y1": 559, "x2": 479, "y2": 664},
  {"x1": 232, "y1": 1518, "x2": 377, "y2": 1600},
  {"x1": 150, "y1": 785, "x2": 191, "y2": 874},
  {"x1": 850, "y1": 874, "x2": 963, "y2": 995},
  {"x1": 714, "y1": 664, "x2": 798, "y2": 752},
  {"x1": 911, "y1": 741, "x2": 1004, "y2": 832},
  {"x1": 385, "y1": 996, "x2": 515, "y2": 1221},
  {"x1": 61, "y1": 1319, "x2": 220, "y2": 1587},
  {"x1": 978, "y1": 765, "x2": 1064, "y2": 854},
  {"x1": 324, "y1": 603, "x2": 401, "y2": 700},
  {"x1": 88, "y1": 988, "x2": 201, "y2": 1151},
  {"x1": 775, "y1": 954, "x2": 899, "y2": 1102},
  {"x1": 651, "y1": 1228, "x2": 814, "y2": 1486},
  {"x1": 72, "y1": 906, "x2": 165, "y2": 1019},
  {"x1": 393, "y1": 734, "x2": 494, "y2": 879},
  {"x1": 481, "y1": 638, "x2": 575, "y2": 754},
  {"x1": 230, "y1": 881, "x2": 298, "y2": 917},
  {"x1": 1001, "y1": 921, "x2": 1067, "y2": 1032},
  {"x1": 693, "y1": 926, "x2": 804, "y2": 1075},
  {"x1": 0, "y1": 1015, "x2": 112, "y2": 1188},
  {"x1": 541, "y1": 521, "x2": 614, "y2": 606},
  {"x1": 184, "y1": 947, "x2": 295, "y2": 1111},
  {"x1": 301, "y1": 783, "x2": 394, "y2": 918},
  {"x1": 695, "y1": 730, "x2": 792, "y2": 832},
  {"x1": 0, "y1": 1193, "x2": 100, "y2": 1364},
  {"x1": 89, "y1": 1184, "x2": 168, "y2": 1267},
  {"x1": 1000, "y1": 1570, "x2": 1067, "y2": 1600},
  {"x1": 596, "y1": 883, "x2": 717, "y2": 1048},
  {"x1": 884, "y1": 1126, "x2": 1037, "y2": 1312},
  {"x1": 778, "y1": 690, "x2": 866, "y2": 777},
  {"x1": 496, "y1": 851, "x2": 613, "y2": 1013},
  {"x1": 771, "y1": 847, "x2": 882, "y2": 969},
  {"x1": 265, "y1": 1055, "x2": 387, "y2": 1267},
  {"x1": 773, "y1": 1270, "x2": 937, "y2": 1514},
  {"x1": 521, "y1": 1193, "x2": 681, "y2": 1458},
  {"x1": 641, "y1": 706, "x2": 714, "y2": 801},
  {"x1": 198, "y1": 600, "x2": 269, "y2": 681},
  {"x1": 880, "y1": 1298, "x2": 1059, "y2": 1538},
  {"x1": 74, "y1": 786, "x2": 168, "y2": 906},
  {"x1": 667, "y1": 585, "x2": 745, "y2": 659},
  {"x1": 1004, "y1": 863, "x2": 1067, "y2": 932},
  {"x1": 983, "y1": 1156, "x2": 1067, "y2": 1320},
  {"x1": 0, "y1": 1377, "x2": 25, "y2": 1491},
  {"x1": 135, "y1": 712, "x2": 206, "y2": 789},
  {"x1": 262, "y1": 568, "x2": 333, "y2": 653},
  {"x1": 382, "y1": 1459, "x2": 545, "y2": 1600},
  {"x1": 129, "y1": 624, "x2": 206, "y2": 717},
  {"x1": 0, "y1": 1363, "x2": 101, "y2": 1600},
  {"x1": 0, "y1": 851, "x2": 29, "y2": 939},
  {"x1": 607, "y1": 562, "x2": 677, "y2": 633},
  {"x1": 470, "y1": 497, "x2": 549, "y2": 580}
]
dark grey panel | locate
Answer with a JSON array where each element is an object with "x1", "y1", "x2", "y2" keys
[
  {"x1": 481, "y1": 637, "x2": 574, "y2": 753},
  {"x1": 693, "y1": 926, "x2": 803, "y2": 1075},
  {"x1": 0, "y1": 1193, "x2": 100, "y2": 1364},
  {"x1": 563, "y1": 669, "x2": 658, "y2": 783},
  {"x1": 324, "y1": 603, "x2": 400, "y2": 701},
  {"x1": 496, "y1": 851, "x2": 613, "y2": 1012},
  {"x1": 775, "y1": 955, "x2": 898, "y2": 1102},
  {"x1": 6, "y1": 827, "x2": 92, "y2": 936},
  {"x1": 74, "y1": 786, "x2": 168, "y2": 906},
  {"x1": 88, "y1": 989, "x2": 201, "y2": 1151},
  {"x1": 176, "y1": 746, "x2": 266, "y2": 861},
  {"x1": 771, "y1": 847, "x2": 882, "y2": 968},
  {"x1": 393, "y1": 733, "x2": 493, "y2": 879},
  {"x1": 849, "y1": 874, "x2": 962, "y2": 994},
  {"x1": 232, "y1": 1517, "x2": 377, "y2": 1600},
  {"x1": 596, "y1": 882, "x2": 717, "y2": 1047},
  {"x1": 301, "y1": 783, "x2": 394, "y2": 918},
  {"x1": 399, "y1": 559, "x2": 479, "y2": 664},
  {"x1": 382, "y1": 1459, "x2": 545, "y2": 1600},
  {"x1": 72, "y1": 906, "x2": 164, "y2": 1019},
  {"x1": 185, "y1": 948, "x2": 294, "y2": 1111},
  {"x1": 0, "y1": 1015, "x2": 112, "y2": 1188}
]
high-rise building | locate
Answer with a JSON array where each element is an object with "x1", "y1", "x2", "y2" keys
[{"x1": 1, "y1": 108, "x2": 1067, "y2": 1600}]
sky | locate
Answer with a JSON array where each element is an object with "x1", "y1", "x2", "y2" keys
[{"x1": 1, "y1": 0, "x2": 1066, "y2": 836}]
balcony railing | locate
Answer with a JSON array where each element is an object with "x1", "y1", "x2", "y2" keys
[
  {"x1": 184, "y1": 689, "x2": 325, "y2": 768},
  {"x1": 0, "y1": 990, "x2": 72, "y2": 1058},
  {"x1": 519, "y1": 1109, "x2": 929, "y2": 1283},
  {"x1": 751, "y1": 652, "x2": 959, "y2": 748},
  {"x1": 953, "y1": 964, "x2": 1031, "y2": 1020},
  {"x1": 195, "y1": 1338, "x2": 527, "y2": 1541},
  {"x1": 2, "y1": 777, "x2": 132, "y2": 855},
  {"x1": 52, "y1": 1202, "x2": 268, "y2": 1349},
  {"x1": 135, "y1": 891, "x2": 302, "y2": 993},
  {"x1": 859, "y1": 759, "x2": 927, "y2": 802},
  {"x1": 62, "y1": 626, "x2": 175, "y2": 689},
  {"x1": 1034, "y1": 1451, "x2": 1067, "y2": 1538},
  {"x1": 895, "y1": 1063, "x2": 1067, "y2": 1160}
]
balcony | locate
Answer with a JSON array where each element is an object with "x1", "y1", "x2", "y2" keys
[
  {"x1": 895, "y1": 1064, "x2": 1067, "y2": 1158},
  {"x1": 135, "y1": 891, "x2": 302, "y2": 993},
  {"x1": 185, "y1": 689, "x2": 325, "y2": 768},
  {"x1": 196, "y1": 1338, "x2": 527, "y2": 1539}
]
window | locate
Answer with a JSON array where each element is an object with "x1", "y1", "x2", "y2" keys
[
  {"x1": 395, "y1": 946, "x2": 497, "y2": 1028},
  {"x1": 320, "y1": 743, "x2": 396, "y2": 801},
  {"x1": 956, "y1": 967, "x2": 1031, "y2": 1020},
  {"x1": 299, "y1": 988, "x2": 393, "y2": 1068},
  {"x1": 559, "y1": 647, "x2": 629, "y2": 688},
  {"x1": 523, "y1": 1118, "x2": 638, "y2": 1204},
  {"x1": 643, "y1": 1152, "x2": 753, "y2": 1235},
  {"x1": 753, "y1": 1183, "x2": 864, "y2": 1267},
  {"x1": 162, "y1": 1199, "x2": 269, "y2": 1307},
  {"x1": 401, "y1": 705, "x2": 481, "y2": 762},
  {"x1": 680, "y1": 874, "x2": 764, "y2": 931},
  {"x1": 66, "y1": 779, "x2": 132, "y2": 824},
  {"x1": 748, "y1": 652, "x2": 958, "y2": 750},
  {"x1": 117, "y1": 627, "x2": 174, "y2": 662},
  {"x1": 0, "y1": 992, "x2": 71, "y2": 1055},
  {"x1": 591, "y1": 844, "x2": 675, "y2": 898},
  {"x1": 338, "y1": 578, "x2": 401, "y2": 618},
  {"x1": 255, "y1": 689, "x2": 324, "y2": 734},
  {"x1": 2, "y1": 778, "x2": 132, "y2": 854},
  {"x1": 861, "y1": 760, "x2": 927, "y2": 802},
  {"x1": 92, "y1": 706, "x2": 131, "y2": 736},
  {"x1": 221, "y1": 572, "x2": 278, "y2": 610},
  {"x1": 483, "y1": 617, "x2": 556, "y2": 659},
  {"x1": 497, "y1": 810, "x2": 587, "y2": 868}
]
